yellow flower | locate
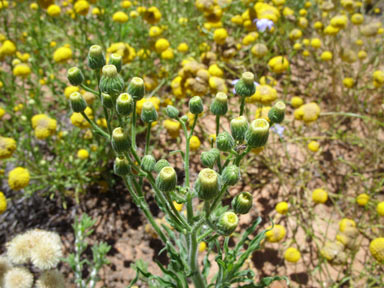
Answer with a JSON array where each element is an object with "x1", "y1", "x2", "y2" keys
[
  {"x1": 0, "y1": 192, "x2": 7, "y2": 214},
  {"x1": 155, "y1": 38, "x2": 170, "y2": 53},
  {"x1": 253, "y1": 85, "x2": 277, "y2": 104},
  {"x1": 330, "y1": 15, "x2": 348, "y2": 29},
  {"x1": 13, "y1": 63, "x2": 31, "y2": 78},
  {"x1": 0, "y1": 40, "x2": 16, "y2": 56},
  {"x1": 107, "y1": 42, "x2": 136, "y2": 63},
  {"x1": 310, "y1": 38, "x2": 321, "y2": 49},
  {"x1": 0, "y1": 136, "x2": 17, "y2": 159},
  {"x1": 74, "y1": 0, "x2": 90, "y2": 16},
  {"x1": 251, "y1": 43, "x2": 268, "y2": 58},
  {"x1": 38, "y1": 0, "x2": 54, "y2": 9},
  {"x1": 53, "y1": 46, "x2": 73, "y2": 63},
  {"x1": 302, "y1": 50, "x2": 310, "y2": 57},
  {"x1": 0, "y1": 107, "x2": 5, "y2": 119},
  {"x1": 343, "y1": 78, "x2": 354, "y2": 88},
  {"x1": 265, "y1": 225, "x2": 286, "y2": 243},
  {"x1": 64, "y1": 86, "x2": 80, "y2": 98},
  {"x1": 339, "y1": 218, "x2": 356, "y2": 232},
  {"x1": 268, "y1": 56, "x2": 289, "y2": 73},
  {"x1": 47, "y1": 4, "x2": 61, "y2": 16},
  {"x1": 275, "y1": 201, "x2": 288, "y2": 215},
  {"x1": 291, "y1": 96, "x2": 303, "y2": 108},
  {"x1": 208, "y1": 64, "x2": 223, "y2": 78},
  {"x1": 320, "y1": 51, "x2": 333, "y2": 62},
  {"x1": 320, "y1": 241, "x2": 345, "y2": 262},
  {"x1": 314, "y1": 21, "x2": 323, "y2": 29},
  {"x1": 77, "y1": 149, "x2": 89, "y2": 159},
  {"x1": 231, "y1": 15, "x2": 243, "y2": 25},
  {"x1": 50, "y1": 41, "x2": 57, "y2": 47},
  {"x1": 294, "y1": 102, "x2": 321, "y2": 124},
  {"x1": 289, "y1": 29, "x2": 302, "y2": 41},
  {"x1": 324, "y1": 25, "x2": 339, "y2": 35},
  {"x1": 284, "y1": 247, "x2": 301, "y2": 263},
  {"x1": 298, "y1": 17, "x2": 308, "y2": 29},
  {"x1": 163, "y1": 119, "x2": 181, "y2": 138},
  {"x1": 198, "y1": 241, "x2": 207, "y2": 253},
  {"x1": 161, "y1": 48, "x2": 174, "y2": 60},
  {"x1": 370, "y1": 238, "x2": 384, "y2": 263},
  {"x1": 376, "y1": 202, "x2": 384, "y2": 216},
  {"x1": 30, "y1": 2, "x2": 39, "y2": 10},
  {"x1": 356, "y1": 193, "x2": 369, "y2": 206},
  {"x1": 130, "y1": 10, "x2": 139, "y2": 18},
  {"x1": 113, "y1": 11, "x2": 129, "y2": 23},
  {"x1": 307, "y1": 141, "x2": 320, "y2": 152},
  {"x1": 16, "y1": 51, "x2": 30, "y2": 62},
  {"x1": 242, "y1": 32, "x2": 258, "y2": 45},
  {"x1": 142, "y1": 6, "x2": 162, "y2": 24},
  {"x1": 173, "y1": 201, "x2": 183, "y2": 212},
  {"x1": 254, "y1": 106, "x2": 271, "y2": 121},
  {"x1": 351, "y1": 13, "x2": 364, "y2": 25},
  {"x1": 149, "y1": 26, "x2": 162, "y2": 37},
  {"x1": 96, "y1": 118, "x2": 107, "y2": 128},
  {"x1": 373, "y1": 70, "x2": 384, "y2": 85},
  {"x1": 254, "y1": 3, "x2": 280, "y2": 23},
  {"x1": 70, "y1": 107, "x2": 93, "y2": 129},
  {"x1": 213, "y1": 28, "x2": 228, "y2": 45},
  {"x1": 92, "y1": 7, "x2": 101, "y2": 15},
  {"x1": 189, "y1": 135, "x2": 201, "y2": 151},
  {"x1": 312, "y1": 188, "x2": 328, "y2": 204},
  {"x1": 358, "y1": 50, "x2": 367, "y2": 60},
  {"x1": 121, "y1": 1, "x2": 132, "y2": 8},
  {"x1": 8, "y1": 167, "x2": 30, "y2": 191},
  {"x1": 32, "y1": 114, "x2": 57, "y2": 139},
  {"x1": 177, "y1": 43, "x2": 189, "y2": 53},
  {"x1": 283, "y1": 7, "x2": 294, "y2": 16}
]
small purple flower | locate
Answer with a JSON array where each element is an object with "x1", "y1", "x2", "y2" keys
[
  {"x1": 271, "y1": 124, "x2": 284, "y2": 138},
  {"x1": 232, "y1": 79, "x2": 259, "y2": 94},
  {"x1": 254, "y1": 18, "x2": 274, "y2": 32}
]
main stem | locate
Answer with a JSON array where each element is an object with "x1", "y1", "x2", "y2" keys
[
  {"x1": 239, "y1": 95, "x2": 246, "y2": 116},
  {"x1": 188, "y1": 230, "x2": 206, "y2": 288},
  {"x1": 131, "y1": 101, "x2": 137, "y2": 149}
]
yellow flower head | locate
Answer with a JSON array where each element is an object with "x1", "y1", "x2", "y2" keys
[
  {"x1": 290, "y1": 96, "x2": 303, "y2": 108},
  {"x1": 242, "y1": 32, "x2": 259, "y2": 45},
  {"x1": 343, "y1": 78, "x2": 354, "y2": 88},
  {"x1": 113, "y1": 11, "x2": 129, "y2": 23},
  {"x1": 356, "y1": 193, "x2": 369, "y2": 206},
  {"x1": 74, "y1": 0, "x2": 90, "y2": 16},
  {"x1": 47, "y1": 4, "x2": 61, "y2": 16},
  {"x1": 254, "y1": 3, "x2": 280, "y2": 23},
  {"x1": 149, "y1": 26, "x2": 162, "y2": 37},
  {"x1": 289, "y1": 29, "x2": 302, "y2": 41},
  {"x1": 320, "y1": 241, "x2": 345, "y2": 262},
  {"x1": 77, "y1": 149, "x2": 89, "y2": 159},
  {"x1": 64, "y1": 86, "x2": 80, "y2": 98},
  {"x1": 284, "y1": 247, "x2": 301, "y2": 263},
  {"x1": 259, "y1": 75, "x2": 276, "y2": 86},
  {"x1": 339, "y1": 218, "x2": 356, "y2": 232},
  {"x1": 275, "y1": 201, "x2": 288, "y2": 215},
  {"x1": 53, "y1": 46, "x2": 73, "y2": 63},
  {"x1": 370, "y1": 238, "x2": 384, "y2": 263},
  {"x1": 268, "y1": 56, "x2": 289, "y2": 73},
  {"x1": 312, "y1": 188, "x2": 328, "y2": 204},
  {"x1": 0, "y1": 192, "x2": 7, "y2": 214},
  {"x1": 310, "y1": 38, "x2": 321, "y2": 49},
  {"x1": 38, "y1": 0, "x2": 55, "y2": 9},
  {"x1": 189, "y1": 135, "x2": 201, "y2": 151},
  {"x1": 142, "y1": 6, "x2": 162, "y2": 24},
  {"x1": 213, "y1": 28, "x2": 228, "y2": 45},
  {"x1": 161, "y1": 48, "x2": 174, "y2": 60},
  {"x1": 376, "y1": 202, "x2": 384, "y2": 216},
  {"x1": 31, "y1": 114, "x2": 57, "y2": 139},
  {"x1": 265, "y1": 224, "x2": 286, "y2": 243},
  {"x1": 198, "y1": 241, "x2": 207, "y2": 253},
  {"x1": 163, "y1": 119, "x2": 181, "y2": 138},
  {"x1": 13, "y1": 64, "x2": 31, "y2": 78},
  {"x1": 0, "y1": 40, "x2": 16, "y2": 56},
  {"x1": 208, "y1": 64, "x2": 223, "y2": 77},
  {"x1": 330, "y1": 15, "x2": 348, "y2": 29},
  {"x1": 253, "y1": 85, "x2": 277, "y2": 104},
  {"x1": 351, "y1": 13, "x2": 364, "y2": 25},
  {"x1": 307, "y1": 141, "x2": 320, "y2": 152},
  {"x1": 155, "y1": 38, "x2": 170, "y2": 53},
  {"x1": 177, "y1": 43, "x2": 189, "y2": 53},
  {"x1": 0, "y1": 136, "x2": 17, "y2": 159},
  {"x1": 294, "y1": 102, "x2": 321, "y2": 124},
  {"x1": 320, "y1": 51, "x2": 333, "y2": 62},
  {"x1": 70, "y1": 107, "x2": 93, "y2": 129},
  {"x1": 107, "y1": 42, "x2": 136, "y2": 63},
  {"x1": 8, "y1": 167, "x2": 30, "y2": 190},
  {"x1": 254, "y1": 106, "x2": 271, "y2": 121},
  {"x1": 173, "y1": 201, "x2": 183, "y2": 212},
  {"x1": 251, "y1": 43, "x2": 268, "y2": 58}
]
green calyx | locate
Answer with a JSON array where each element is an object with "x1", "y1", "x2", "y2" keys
[
  {"x1": 69, "y1": 91, "x2": 87, "y2": 113},
  {"x1": 268, "y1": 101, "x2": 286, "y2": 124},
  {"x1": 156, "y1": 166, "x2": 177, "y2": 193},
  {"x1": 245, "y1": 119, "x2": 269, "y2": 148},
  {"x1": 232, "y1": 192, "x2": 253, "y2": 214},
  {"x1": 221, "y1": 165, "x2": 240, "y2": 186},
  {"x1": 111, "y1": 127, "x2": 131, "y2": 153},
  {"x1": 195, "y1": 168, "x2": 219, "y2": 200},
  {"x1": 67, "y1": 67, "x2": 84, "y2": 86},
  {"x1": 216, "y1": 131, "x2": 235, "y2": 152},
  {"x1": 141, "y1": 101, "x2": 158, "y2": 123},
  {"x1": 210, "y1": 92, "x2": 228, "y2": 116},
  {"x1": 99, "y1": 65, "x2": 124, "y2": 97},
  {"x1": 116, "y1": 93, "x2": 134, "y2": 116},
  {"x1": 230, "y1": 116, "x2": 248, "y2": 142},
  {"x1": 189, "y1": 96, "x2": 204, "y2": 115},
  {"x1": 88, "y1": 45, "x2": 106, "y2": 70},
  {"x1": 114, "y1": 156, "x2": 131, "y2": 176},
  {"x1": 235, "y1": 72, "x2": 256, "y2": 97},
  {"x1": 127, "y1": 77, "x2": 145, "y2": 100},
  {"x1": 217, "y1": 211, "x2": 239, "y2": 236}
]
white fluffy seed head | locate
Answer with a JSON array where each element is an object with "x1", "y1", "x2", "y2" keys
[
  {"x1": 4, "y1": 267, "x2": 33, "y2": 288},
  {"x1": 0, "y1": 256, "x2": 11, "y2": 286},
  {"x1": 30, "y1": 237, "x2": 63, "y2": 270},
  {"x1": 6, "y1": 233, "x2": 35, "y2": 265},
  {"x1": 36, "y1": 270, "x2": 66, "y2": 288}
]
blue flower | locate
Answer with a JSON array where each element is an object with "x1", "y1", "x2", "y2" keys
[
  {"x1": 232, "y1": 79, "x2": 259, "y2": 94},
  {"x1": 254, "y1": 18, "x2": 274, "y2": 32},
  {"x1": 270, "y1": 124, "x2": 284, "y2": 138}
]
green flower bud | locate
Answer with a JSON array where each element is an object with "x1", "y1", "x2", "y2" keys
[
  {"x1": 99, "y1": 65, "x2": 124, "y2": 97},
  {"x1": 245, "y1": 119, "x2": 270, "y2": 148},
  {"x1": 141, "y1": 101, "x2": 158, "y2": 123},
  {"x1": 189, "y1": 96, "x2": 204, "y2": 115},
  {"x1": 268, "y1": 101, "x2": 286, "y2": 124},
  {"x1": 235, "y1": 72, "x2": 256, "y2": 97},
  {"x1": 108, "y1": 53, "x2": 122, "y2": 73},
  {"x1": 88, "y1": 45, "x2": 106, "y2": 70},
  {"x1": 210, "y1": 92, "x2": 228, "y2": 116},
  {"x1": 101, "y1": 92, "x2": 113, "y2": 109},
  {"x1": 111, "y1": 127, "x2": 130, "y2": 153},
  {"x1": 114, "y1": 156, "x2": 131, "y2": 176},
  {"x1": 127, "y1": 77, "x2": 145, "y2": 100},
  {"x1": 217, "y1": 211, "x2": 238, "y2": 235},
  {"x1": 221, "y1": 165, "x2": 240, "y2": 186},
  {"x1": 165, "y1": 105, "x2": 179, "y2": 119},
  {"x1": 69, "y1": 91, "x2": 87, "y2": 113},
  {"x1": 141, "y1": 154, "x2": 156, "y2": 172},
  {"x1": 116, "y1": 93, "x2": 134, "y2": 116},
  {"x1": 230, "y1": 116, "x2": 248, "y2": 142},
  {"x1": 201, "y1": 148, "x2": 220, "y2": 168},
  {"x1": 216, "y1": 131, "x2": 235, "y2": 152},
  {"x1": 232, "y1": 192, "x2": 253, "y2": 214},
  {"x1": 67, "y1": 67, "x2": 84, "y2": 86},
  {"x1": 195, "y1": 168, "x2": 219, "y2": 200},
  {"x1": 154, "y1": 159, "x2": 170, "y2": 173},
  {"x1": 180, "y1": 115, "x2": 188, "y2": 123},
  {"x1": 156, "y1": 166, "x2": 177, "y2": 193}
]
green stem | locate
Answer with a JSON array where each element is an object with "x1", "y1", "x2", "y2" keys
[
  {"x1": 188, "y1": 230, "x2": 206, "y2": 288},
  {"x1": 239, "y1": 95, "x2": 246, "y2": 116},
  {"x1": 144, "y1": 123, "x2": 151, "y2": 155},
  {"x1": 131, "y1": 101, "x2": 137, "y2": 149},
  {"x1": 80, "y1": 112, "x2": 110, "y2": 139},
  {"x1": 80, "y1": 84, "x2": 99, "y2": 96},
  {"x1": 215, "y1": 115, "x2": 222, "y2": 172}
]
